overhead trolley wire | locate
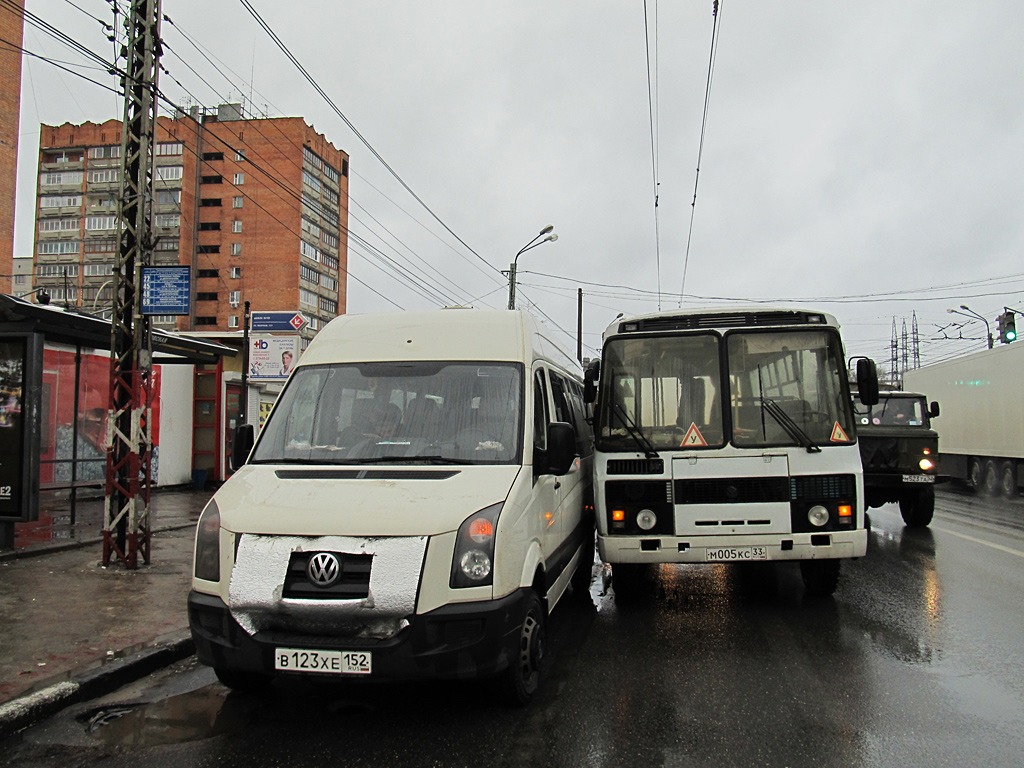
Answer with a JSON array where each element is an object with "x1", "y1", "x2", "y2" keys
[
  {"x1": 679, "y1": 0, "x2": 724, "y2": 303},
  {"x1": 643, "y1": 0, "x2": 662, "y2": 308}
]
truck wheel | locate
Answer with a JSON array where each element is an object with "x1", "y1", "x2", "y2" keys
[
  {"x1": 498, "y1": 590, "x2": 546, "y2": 706},
  {"x1": 1001, "y1": 461, "x2": 1018, "y2": 498},
  {"x1": 968, "y1": 457, "x2": 984, "y2": 490},
  {"x1": 800, "y1": 559, "x2": 841, "y2": 598},
  {"x1": 612, "y1": 563, "x2": 650, "y2": 599},
  {"x1": 214, "y1": 667, "x2": 272, "y2": 693},
  {"x1": 983, "y1": 460, "x2": 1001, "y2": 496},
  {"x1": 899, "y1": 486, "x2": 934, "y2": 527}
]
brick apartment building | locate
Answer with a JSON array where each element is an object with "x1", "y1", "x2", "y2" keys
[
  {"x1": 32, "y1": 104, "x2": 349, "y2": 339},
  {"x1": 0, "y1": 0, "x2": 24, "y2": 294}
]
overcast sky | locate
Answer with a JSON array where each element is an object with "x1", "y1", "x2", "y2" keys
[{"x1": 15, "y1": 1, "x2": 1024, "y2": 372}]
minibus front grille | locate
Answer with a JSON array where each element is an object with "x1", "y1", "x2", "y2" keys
[
  {"x1": 606, "y1": 458, "x2": 664, "y2": 475},
  {"x1": 674, "y1": 477, "x2": 790, "y2": 505},
  {"x1": 275, "y1": 469, "x2": 461, "y2": 480},
  {"x1": 283, "y1": 552, "x2": 372, "y2": 600}
]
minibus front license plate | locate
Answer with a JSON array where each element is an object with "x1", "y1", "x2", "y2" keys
[
  {"x1": 704, "y1": 546, "x2": 768, "y2": 562},
  {"x1": 274, "y1": 648, "x2": 372, "y2": 675}
]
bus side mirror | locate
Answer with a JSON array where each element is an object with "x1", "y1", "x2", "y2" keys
[
  {"x1": 855, "y1": 358, "x2": 879, "y2": 406},
  {"x1": 583, "y1": 359, "x2": 600, "y2": 404},
  {"x1": 929, "y1": 401, "x2": 940, "y2": 418},
  {"x1": 231, "y1": 424, "x2": 255, "y2": 470}
]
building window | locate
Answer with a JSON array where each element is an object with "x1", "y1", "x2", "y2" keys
[
  {"x1": 85, "y1": 238, "x2": 117, "y2": 253},
  {"x1": 341, "y1": 159, "x2": 349, "y2": 177},
  {"x1": 155, "y1": 239, "x2": 178, "y2": 251},
  {"x1": 47, "y1": 287, "x2": 79, "y2": 302},
  {"x1": 202, "y1": 151, "x2": 224, "y2": 161},
  {"x1": 196, "y1": 292, "x2": 218, "y2": 301},
  {"x1": 299, "y1": 287, "x2": 318, "y2": 307},
  {"x1": 302, "y1": 170, "x2": 322, "y2": 194},
  {"x1": 199, "y1": 222, "x2": 220, "y2": 231},
  {"x1": 300, "y1": 240, "x2": 321, "y2": 263},
  {"x1": 198, "y1": 245, "x2": 220, "y2": 254},
  {"x1": 87, "y1": 169, "x2": 120, "y2": 184},
  {"x1": 38, "y1": 240, "x2": 80, "y2": 255},
  {"x1": 151, "y1": 315, "x2": 175, "y2": 324},
  {"x1": 201, "y1": 175, "x2": 223, "y2": 184},
  {"x1": 321, "y1": 230, "x2": 338, "y2": 249},
  {"x1": 195, "y1": 316, "x2": 217, "y2": 325},
  {"x1": 232, "y1": 196, "x2": 243, "y2": 208},
  {"x1": 233, "y1": 173, "x2": 244, "y2": 185},
  {"x1": 87, "y1": 145, "x2": 121, "y2": 159},
  {"x1": 36, "y1": 264, "x2": 79, "y2": 277},
  {"x1": 41, "y1": 170, "x2": 84, "y2": 186},
  {"x1": 230, "y1": 266, "x2": 241, "y2": 279},
  {"x1": 197, "y1": 269, "x2": 219, "y2": 278},
  {"x1": 322, "y1": 253, "x2": 339, "y2": 271},
  {"x1": 86, "y1": 215, "x2": 118, "y2": 231},
  {"x1": 13, "y1": 274, "x2": 26, "y2": 286},
  {"x1": 156, "y1": 142, "x2": 184, "y2": 156},
  {"x1": 39, "y1": 218, "x2": 79, "y2": 232},
  {"x1": 228, "y1": 315, "x2": 239, "y2": 328},
  {"x1": 303, "y1": 145, "x2": 322, "y2": 170},
  {"x1": 231, "y1": 220, "x2": 242, "y2": 233},
  {"x1": 230, "y1": 243, "x2": 242, "y2": 256},
  {"x1": 200, "y1": 198, "x2": 222, "y2": 207},
  {"x1": 324, "y1": 163, "x2": 340, "y2": 184},
  {"x1": 156, "y1": 189, "x2": 181, "y2": 204},
  {"x1": 319, "y1": 296, "x2": 337, "y2": 314},
  {"x1": 40, "y1": 195, "x2": 81, "y2": 208},
  {"x1": 235, "y1": 150, "x2": 245, "y2": 161},
  {"x1": 155, "y1": 165, "x2": 184, "y2": 181},
  {"x1": 300, "y1": 264, "x2": 320, "y2": 284},
  {"x1": 229, "y1": 290, "x2": 241, "y2": 306},
  {"x1": 154, "y1": 213, "x2": 180, "y2": 228},
  {"x1": 321, "y1": 275, "x2": 338, "y2": 291},
  {"x1": 83, "y1": 263, "x2": 114, "y2": 276}
]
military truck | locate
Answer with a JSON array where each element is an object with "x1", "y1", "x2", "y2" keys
[{"x1": 851, "y1": 390, "x2": 941, "y2": 527}]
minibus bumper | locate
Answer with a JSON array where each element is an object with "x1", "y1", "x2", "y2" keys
[
  {"x1": 188, "y1": 588, "x2": 530, "y2": 682},
  {"x1": 598, "y1": 529, "x2": 868, "y2": 563}
]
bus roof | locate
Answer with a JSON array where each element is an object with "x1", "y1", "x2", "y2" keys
[{"x1": 602, "y1": 307, "x2": 840, "y2": 341}]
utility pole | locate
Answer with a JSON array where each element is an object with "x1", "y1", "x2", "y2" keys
[{"x1": 104, "y1": 0, "x2": 162, "y2": 569}]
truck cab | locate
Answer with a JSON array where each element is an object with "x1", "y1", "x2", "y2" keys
[{"x1": 851, "y1": 390, "x2": 941, "y2": 527}]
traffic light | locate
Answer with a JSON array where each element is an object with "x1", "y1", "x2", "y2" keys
[{"x1": 997, "y1": 311, "x2": 1017, "y2": 344}]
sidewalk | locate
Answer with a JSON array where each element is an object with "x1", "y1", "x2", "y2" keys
[{"x1": 0, "y1": 487, "x2": 213, "y2": 734}]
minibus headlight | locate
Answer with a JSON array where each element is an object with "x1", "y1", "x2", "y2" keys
[
  {"x1": 807, "y1": 505, "x2": 830, "y2": 528},
  {"x1": 919, "y1": 458, "x2": 935, "y2": 472},
  {"x1": 636, "y1": 509, "x2": 657, "y2": 531},
  {"x1": 451, "y1": 502, "x2": 502, "y2": 589},
  {"x1": 194, "y1": 500, "x2": 221, "y2": 582}
]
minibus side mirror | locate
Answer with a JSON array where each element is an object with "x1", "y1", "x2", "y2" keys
[
  {"x1": 231, "y1": 424, "x2": 255, "y2": 470},
  {"x1": 929, "y1": 401, "x2": 940, "y2": 418},
  {"x1": 855, "y1": 358, "x2": 879, "y2": 406},
  {"x1": 583, "y1": 359, "x2": 600, "y2": 404},
  {"x1": 546, "y1": 421, "x2": 577, "y2": 476}
]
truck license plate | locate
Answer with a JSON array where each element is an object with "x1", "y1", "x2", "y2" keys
[
  {"x1": 274, "y1": 648, "x2": 372, "y2": 675},
  {"x1": 902, "y1": 474, "x2": 935, "y2": 483},
  {"x1": 704, "y1": 546, "x2": 768, "y2": 562}
]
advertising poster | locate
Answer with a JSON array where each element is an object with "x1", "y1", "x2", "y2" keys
[
  {"x1": 0, "y1": 338, "x2": 26, "y2": 517},
  {"x1": 249, "y1": 335, "x2": 300, "y2": 381}
]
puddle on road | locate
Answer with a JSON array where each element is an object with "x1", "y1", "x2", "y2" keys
[{"x1": 79, "y1": 686, "x2": 258, "y2": 747}]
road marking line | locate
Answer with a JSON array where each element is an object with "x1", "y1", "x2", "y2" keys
[{"x1": 933, "y1": 526, "x2": 1024, "y2": 559}]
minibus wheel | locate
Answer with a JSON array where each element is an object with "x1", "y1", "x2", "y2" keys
[{"x1": 499, "y1": 590, "x2": 546, "y2": 706}]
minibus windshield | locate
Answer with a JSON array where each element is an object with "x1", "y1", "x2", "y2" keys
[{"x1": 251, "y1": 361, "x2": 524, "y2": 465}]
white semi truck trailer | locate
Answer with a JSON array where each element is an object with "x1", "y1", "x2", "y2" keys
[{"x1": 904, "y1": 342, "x2": 1024, "y2": 498}]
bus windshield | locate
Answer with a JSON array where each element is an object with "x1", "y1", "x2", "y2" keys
[
  {"x1": 252, "y1": 361, "x2": 523, "y2": 465},
  {"x1": 596, "y1": 328, "x2": 852, "y2": 451}
]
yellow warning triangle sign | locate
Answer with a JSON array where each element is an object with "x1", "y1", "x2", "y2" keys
[
  {"x1": 830, "y1": 422, "x2": 850, "y2": 442},
  {"x1": 681, "y1": 423, "x2": 708, "y2": 447}
]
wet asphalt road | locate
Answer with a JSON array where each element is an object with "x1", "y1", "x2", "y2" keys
[{"x1": 3, "y1": 486, "x2": 1023, "y2": 767}]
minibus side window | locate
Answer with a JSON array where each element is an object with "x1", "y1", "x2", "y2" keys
[{"x1": 534, "y1": 369, "x2": 549, "y2": 453}]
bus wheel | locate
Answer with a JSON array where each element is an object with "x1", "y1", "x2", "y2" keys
[
  {"x1": 800, "y1": 559, "x2": 841, "y2": 598},
  {"x1": 899, "y1": 486, "x2": 934, "y2": 528},
  {"x1": 498, "y1": 590, "x2": 546, "y2": 706},
  {"x1": 612, "y1": 564, "x2": 650, "y2": 599},
  {"x1": 1001, "y1": 461, "x2": 1018, "y2": 498}
]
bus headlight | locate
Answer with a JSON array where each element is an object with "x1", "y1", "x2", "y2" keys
[
  {"x1": 451, "y1": 503, "x2": 502, "y2": 588},
  {"x1": 194, "y1": 500, "x2": 221, "y2": 582},
  {"x1": 807, "y1": 505, "x2": 830, "y2": 528},
  {"x1": 636, "y1": 509, "x2": 658, "y2": 531},
  {"x1": 919, "y1": 458, "x2": 935, "y2": 471}
]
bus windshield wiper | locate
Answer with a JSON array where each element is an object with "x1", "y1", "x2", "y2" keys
[
  {"x1": 611, "y1": 401, "x2": 659, "y2": 459},
  {"x1": 761, "y1": 398, "x2": 821, "y2": 454}
]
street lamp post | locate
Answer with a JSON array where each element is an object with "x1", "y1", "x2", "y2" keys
[
  {"x1": 507, "y1": 225, "x2": 557, "y2": 310},
  {"x1": 948, "y1": 304, "x2": 993, "y2": 349}
]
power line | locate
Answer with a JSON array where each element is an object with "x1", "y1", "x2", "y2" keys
[{"x1": 642, "y1": 0, "x2": 661, "y2": 308}]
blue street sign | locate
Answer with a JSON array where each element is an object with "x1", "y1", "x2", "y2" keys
[
  {"x1": 141, "y1": 266, "x2": 191, "y2": 315},
  {"x1": 250, "y1": 311, "x2": 307, "y2": 332}
]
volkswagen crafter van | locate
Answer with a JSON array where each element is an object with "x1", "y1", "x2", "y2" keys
[{"x1": 188, "y1": 309, "x2": 594, "y2": 704}]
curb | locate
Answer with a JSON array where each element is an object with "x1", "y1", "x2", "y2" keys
[{"x1": 0, "y1": 630, "x2": 195, "y2": 740}]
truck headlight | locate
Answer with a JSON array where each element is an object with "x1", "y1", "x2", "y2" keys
[
  {"x1": 194, "y1": 500, "x2": 221, "y2": 582},
  {"x1": 807, "y1": 505, "x2": 830, "y2": 527},
  {"x1": 636, "y1": 509, "x2": 657, "y2": 531},
  {"x1": 450, "y1": 503, "x2": 502, "y2": 588}
]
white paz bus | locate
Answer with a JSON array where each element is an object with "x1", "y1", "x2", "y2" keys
[{"x1": 584, "y1": 308, "x2": 879, "y2": 597}]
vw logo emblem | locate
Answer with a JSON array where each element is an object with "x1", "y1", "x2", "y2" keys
[{"x1": 307, "y1": 552, "x2": 340, "y2": 587}]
